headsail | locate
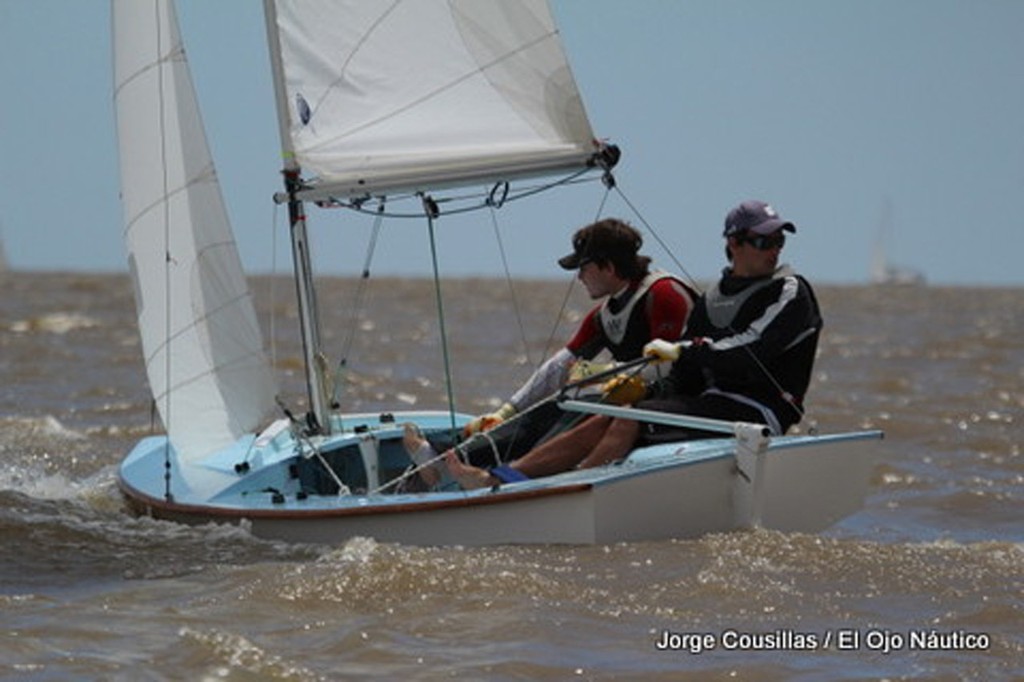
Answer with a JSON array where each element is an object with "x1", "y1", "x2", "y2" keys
[
  {"x1": 266, "y1": 0, "x2": 599, "y2": 202},
  {"x1": 112, "y1": 0, "x2": 277, "y2": 464}
]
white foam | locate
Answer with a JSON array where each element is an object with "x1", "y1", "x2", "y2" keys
[{"x1": 10, "y1": 311, "x2": 99, "y2": 334}]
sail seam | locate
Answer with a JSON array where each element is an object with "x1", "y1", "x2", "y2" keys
[
  {"x1": 301, "y1": 31, "x2": 558, "y2": 153},
  {"x1": 140, "y1": 285, "x2": 260, "y2": 367},
  {"x1": 121, "y1": 166, "x2": 218, "y2": 238},
  {"x1": 112, "y1": 44, "x2": 185, "y2": 100},
  {"x1": 148, "y1": 347, "x2": 271, "y2": 404}
]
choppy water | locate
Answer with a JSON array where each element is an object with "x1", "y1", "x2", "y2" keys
[{"x1": 1, "y1": 272, "x2": 1021, "y2": 680}]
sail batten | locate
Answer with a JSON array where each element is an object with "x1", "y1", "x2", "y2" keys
[{"x1": 113, "y1": 0, "x2": 277, "y2": 466}]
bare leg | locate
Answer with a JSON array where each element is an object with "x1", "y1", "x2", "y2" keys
[
  {"x1": 513, "y1": 415, "x2": 613, "y2": 478},
  {"x1": 403, "y1": 423, "x2": 439, "y2": 487},
  {"x1": 576, "y1": 418, "x2": 641, "y2": 469},
  {"x1": 444, "y1": 415, "x2": 614, "y2": 488},
  {"x1": 443, "y1": 450, "x2": 496, "y2": 490}
]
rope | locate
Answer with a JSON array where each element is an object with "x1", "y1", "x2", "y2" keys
[
  {"x1": 445, "y1": 428, "x2": 506, "y2": 470},
  {"x1": 487, "y1": 203, "x2": 534, "y2": 367},
  {"x1": 483, "y1": 179, "x2": 617, "y2": 453},
  {"x1": 317, "y1": 171, "x2": 600, "y2": 219},
  {"x1": 612, "y1": 184, "x2": 703, "y2": 294},
  {"x1": 476, "y1": 430, "x2": 503, "y2": 468},
  {"x1": 369, "y1": 448, "x2": 453, "y2": 495},
  {"x1": 535, "y1": 181, "x2": 616, "y2": 366},
  {"x1": 311, "y1": 447, "x2": 351, "y2": 496}
]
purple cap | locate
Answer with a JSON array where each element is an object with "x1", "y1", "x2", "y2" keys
[{"x1": 723, "y1": 200, "x2": 796, "y2": 237}]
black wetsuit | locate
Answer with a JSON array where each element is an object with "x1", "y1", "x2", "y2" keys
[{"x1": 640, "y1": 266, "x2": 822, "y2": 441}]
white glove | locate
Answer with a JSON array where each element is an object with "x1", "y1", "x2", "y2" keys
[
  {"x1": 643, "y1": 339, "x2": 683, "y2": 363},
  {"x1": 463, "y1": 402, "x2": 517, "y2": 436}
]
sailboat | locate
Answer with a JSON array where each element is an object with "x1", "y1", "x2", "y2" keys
[
  {"x1": 112, "y1": 0, "x2": 882, "y2": 546},
  {"x1": 0, "y1": 221, "x2": 8, "y2": 274},
  {"x1": 870, "y1": 198, "x2": 925, "y2": 286}
]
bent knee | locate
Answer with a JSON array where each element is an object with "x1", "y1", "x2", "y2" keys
[{"x1": 608, "y1": 417, "x2": 641, "y2": 436}]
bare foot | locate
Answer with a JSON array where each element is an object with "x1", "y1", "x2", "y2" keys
[
  {"x1": 403, "y1": 423, "x2": 435, "y2": 461},
  {"x1": 402, "y1": 423, "x2": 441, "y2": 487},
  {"x1": 443, "y1": 450, "x2": 495, "y2": 490}
]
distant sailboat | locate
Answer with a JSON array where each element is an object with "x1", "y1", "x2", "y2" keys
[
  {"x1": 870, "y1": 198, "x2": 925, "y2": 286},
  {"x1": 0, "y1": 233, "x2": 9, "y2": 275},
  {"x1": 112, "y1": 0, "x2": 882, "y2": 546}
]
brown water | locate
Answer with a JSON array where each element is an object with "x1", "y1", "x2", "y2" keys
[{"x1": 1, "y1": 272, "x2": 1022, "y2": 680}]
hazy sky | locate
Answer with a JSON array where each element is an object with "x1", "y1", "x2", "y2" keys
[{"x1": 1, "y1": 0, "x2": 1022, "y2": 286}]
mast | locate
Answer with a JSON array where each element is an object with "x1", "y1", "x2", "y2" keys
[{"x1": 262, "y1": 0, "x2": 332, "y2": 433}]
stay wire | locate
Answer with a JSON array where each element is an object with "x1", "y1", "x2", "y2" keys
[
  {"x1": 486, "y1": 202, "x2": 534, "y2": 367},
  {"x1": 422, "y1": 195, "x2": 460, "y2": 442},
  {"x1": 495, "y1": 183, "x2": 615, "y2": 455},
  {"x1": 611, "y1": 184, "x2": 703, "y2": 295},
  {"x1": 332, "y1": 201, "x2": 385, "y2": 406}
]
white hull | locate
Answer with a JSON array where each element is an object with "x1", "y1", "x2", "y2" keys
[{"x1": 118, "y1": 410, "x2": 882, "y2": 546}]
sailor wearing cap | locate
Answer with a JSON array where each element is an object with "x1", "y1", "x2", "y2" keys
[{"x1": 464, "y1": 218, "x2": 696, "y2": 435}]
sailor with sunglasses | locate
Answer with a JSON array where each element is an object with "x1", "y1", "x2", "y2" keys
[{"x1": 640, "y1": 199, "x2": 821, "y2": 438}]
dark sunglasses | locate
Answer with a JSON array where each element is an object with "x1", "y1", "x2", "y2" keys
[{"x1": 738, "y1": 232, "x2": 786, "y2": 251}]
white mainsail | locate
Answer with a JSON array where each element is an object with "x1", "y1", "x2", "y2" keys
[
  {"x1": 266, "y1": 0, "x2": 598, "y2": 201},
  {"x1": 112, "y1": 0, "x2": 277, "y2": 465}
]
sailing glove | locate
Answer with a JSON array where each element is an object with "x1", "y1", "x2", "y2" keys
[
  {"x1": 601, "y1": 374, "x2": 647, "y2": 406},
  {"x1": 644, "y1": 338, "x2": 710, "y2": 363},
  {"x1": 643, "y1": 339, "x2": 684, "y2": 363},
  {"x1": 463, "y1": 401, "x2": 517, "y2": 436},
  {"x1": 568, "y1": 359, "x2": 615, "y2": 383}
]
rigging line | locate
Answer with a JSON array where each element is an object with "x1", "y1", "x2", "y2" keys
[
  {"x1": 269, "y1": 201, "x2": 281, "y2": 372},
  {"x1": 538, "y1": 181, "x2": 615, "y2": 365},
  {"x1": 490, "y1": 263, "x2": 582, "y2": 458},
  {"x1": 318, "y1": 171, "x2": 600, "y2": 219},
  {"x1": 342, "y1": 201, "x2": 384, "y2": 359},
  {"x1": 611, "y1": 184, "x2": 704, "y2": 295},
  {"x1": 369, "y1": 446, "x2": 463, "y2": 495},
  {"x1": 279, "y1": 408, "x2": 351, "y2": 496},
  {"x1": 486, "y1": 202, "x2": 534, "y2": 367},
  {"x1": 422, "y1": 195, "x2": 460, "y2": 441},
  {"x1": 493, "y1": 274, "x2": 581, "y2": 458},
  {"x1": 593, "y1": 184, "x2": 611, "y2": 222},
  {"x1": 332, "y1": 201, "x2": 385, "y2": 406},
  {"x1": 499, "y1": 183, "x2": 610, "y2": 458}
]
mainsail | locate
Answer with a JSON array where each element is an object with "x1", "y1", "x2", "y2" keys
[
  {"x1": 265, "y1": 0, "x2": 599, "y2": 202},
  {"x1": 112, "y1": 0, "x2": 277, "y2": 464},
  {"x1": 261, "y1": 0, "x2": 604, "y2": 429}
]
